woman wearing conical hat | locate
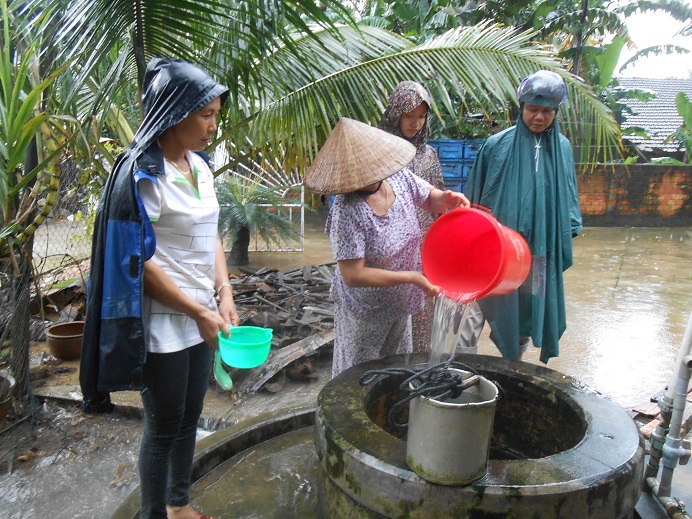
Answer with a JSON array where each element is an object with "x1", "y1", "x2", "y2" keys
[{"x1": 304, "y1": 118, "x2": 469, "y2": 376}]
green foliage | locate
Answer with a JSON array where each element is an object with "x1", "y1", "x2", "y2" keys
[
  {"x1": 665, "y1": 92, "x2": 692, "y2": 163},
  {"x1": 675, "y1": 91, "x2": 692, "y2": 127},
  {"x1": 598, "y1": 79, "x2": 656, "y2": 127},
  {"x1": 650, "y1": 156, "x2": 686, "y2": 164},
  {"x1": 1, "y1": 1, "x2": 55, "y2": 215},
  {"x1": 215, "y1": 174, "x2": 304, "y2": 249},
  {"x1": 429, "y1": 113, "x2": 496, "y2": 140},
  {"x1": 0, "y1": 0, "x2": 80, "y2": 251}
]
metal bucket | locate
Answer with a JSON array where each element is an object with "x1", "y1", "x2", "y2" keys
[{"x1": 406, "y1": 369, "x2": 498, "y2": 485}]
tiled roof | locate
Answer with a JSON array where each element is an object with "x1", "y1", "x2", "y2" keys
[{"x1": 617, "y1": 77, "x2": 692, "y2": 154}]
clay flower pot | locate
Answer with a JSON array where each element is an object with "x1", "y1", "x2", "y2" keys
[{"x1": 46, "y1": 321, "x2": 85, "y2": 361}]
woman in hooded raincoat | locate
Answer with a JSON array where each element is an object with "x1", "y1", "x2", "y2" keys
[
  {"x1": 378, "y1": 81, "x2": 446, "y2": 353},
  {"x1": 463, "y1": 70, "x2": 582, "y2": 364},
  {"x1": 80, "y1": 57, "x2": 239, "y2": 519}
]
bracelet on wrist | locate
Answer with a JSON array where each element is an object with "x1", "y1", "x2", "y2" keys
[{"x1": 217, "y1": 281, "x2": 232, "y2": 293}]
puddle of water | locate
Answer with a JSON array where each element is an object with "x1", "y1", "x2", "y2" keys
[
  {"x1": 0, "y1": 404, "x2": 142, "y2": 519},
  {"x1": 480, "y1": 228, "x2": 692, "y2": 409},
  {"x1": 191, "y1": 428, "x2": 319, "y2": 518}
]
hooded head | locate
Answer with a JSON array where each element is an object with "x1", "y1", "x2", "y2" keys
[
  {"x1": 130, "y1": 58, "x2": 229, "y2": 154},
  {"x1": 378, "y1": 81, "x2": 431, "y2": 152},
  {"x1": 516, "y1": 70, "x2": 567, "y2": 109}
]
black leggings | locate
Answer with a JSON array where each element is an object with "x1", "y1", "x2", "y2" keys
[{"x1": 138, "y1": 342, "x2": 211, "y2": 519}]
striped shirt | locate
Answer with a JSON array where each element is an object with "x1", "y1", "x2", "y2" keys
[{"x1": 138, "y1": 151, "x2": 219, "y2": 353}]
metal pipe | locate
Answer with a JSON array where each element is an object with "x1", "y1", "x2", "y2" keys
[
  {"x1": 645, "y1": 408, "x2": 670, "y2": 480},
  {"x1": 657, "y1": 310, "x2": 692, "y2": 498},
  {"x1": 646, "y1": 477, "x2": 692, "y2": 519}
]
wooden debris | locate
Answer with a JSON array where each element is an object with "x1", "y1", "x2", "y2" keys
[
  {"x1": 286, "y1": 358, "x2": 319, "y2": 382},
  {"x1": 218, "y1": 263, "x2": 336, "y2": 395},
  {"x1": 233, "y1": 329, "x2": 334, "y2": 397}
]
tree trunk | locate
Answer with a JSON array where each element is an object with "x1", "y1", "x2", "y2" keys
[
  {"x1": 571, "y1": 0, "x2": 590, "y2": 77},
  {"x1": 228, "y1": 225, "x2": 251, "y2": 266}
]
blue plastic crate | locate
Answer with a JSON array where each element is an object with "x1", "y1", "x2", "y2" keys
[
  {"x1": 438, "y1": 142, "x2": 464, "y2": 160},
  {"x1": 463, "y1": 140, "x2": 483, "y2": 160},
  {"x1": 444, "y1": 178, "x2": 468, "y2": 193},
  {"x1": 429, "y1": 139, "x2": 484, "y2": 160},
  {"x1": 440, "y1": 160, "x2": 474, "y2": 179},
  {"x1": 440, "y1": 161, "x2": 465, "y2": 178}
]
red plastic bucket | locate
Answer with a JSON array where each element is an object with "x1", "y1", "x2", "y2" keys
[{"x1": 422, "y1": 207, "x2": 531, "y2": 302}]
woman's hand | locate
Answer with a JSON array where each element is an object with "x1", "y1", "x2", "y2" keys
[
  {"x1": 421, "y1": 188, "x2": 470, "y2": 213},
  {"x1": 143, "y1": 259, "x2": 233, "y2": 350},
  {"x1": 192, "y1": 307, "x2": 228, "y2": 350},
  {"x1": 338, "y1": 259, "x2": 441, "y2": 297},
  {"x1": 215, "y1": 234, "x2": 240, "y2": 340},
  {"x1": 410, "y1": 272, "x2": 441, "y2": 297},
  {"x1": 441, "y1": 190, "x2": 470, "y2": 209},
  {"x1": 218, "y1": 291, "x2": 240, "y2": 332}
]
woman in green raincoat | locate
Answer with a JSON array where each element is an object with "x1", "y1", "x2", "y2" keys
[{"x1": 464, "y1": 70, "x2": 582, "y2": 364}]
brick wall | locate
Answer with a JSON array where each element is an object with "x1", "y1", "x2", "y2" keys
[{"x1": 577, "y1": 164, "x2": 692, "y2": 226}]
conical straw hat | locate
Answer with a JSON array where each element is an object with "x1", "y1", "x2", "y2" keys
[{"x1": 304, "y1": 118, "x2": 416, "y2": 195}]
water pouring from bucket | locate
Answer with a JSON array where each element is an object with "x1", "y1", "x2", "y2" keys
[{"x1": 422, "y1": 206, "x2": 531, "y2": 366}]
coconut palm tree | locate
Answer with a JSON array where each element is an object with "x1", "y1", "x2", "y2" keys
[
  {"x1": 33, "y1": 0, "x2": 622, "y2": 170},
  {"x1": 241, "y1": 21, "x2": 621, "y2": 167}
]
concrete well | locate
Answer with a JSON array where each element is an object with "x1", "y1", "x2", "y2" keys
[{"x1": 315, "y1": 353, "x2": 645, "y2": 519}]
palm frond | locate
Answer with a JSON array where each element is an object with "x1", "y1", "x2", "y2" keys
[
  {"x1": 247, "y1": 22, "x2": 621, "y2": 168},
  {"x1": 35, "y1": 0, "x2": 357, "y2": 110},
  {"x1": 215, "y1": 174, "x2": 303, "y2": 248}
]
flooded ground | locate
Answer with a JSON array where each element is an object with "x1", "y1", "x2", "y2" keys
[
  {"x1": 268, "y1": 211, "x2": 692, "y2": 411},
  {"x1": 1, "y1": 208, "x2": 691, "y2": 518},
  {"x1": 521, "y1": 226, "x2": 692, "y2": 409}
]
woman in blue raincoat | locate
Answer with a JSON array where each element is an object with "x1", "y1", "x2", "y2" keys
[
  {"x1": 464, "y1": 70, "x2": 582, "y2": 364},
  {"x1": 80, "y1": 57, "x2": 239, "y2": 519}
]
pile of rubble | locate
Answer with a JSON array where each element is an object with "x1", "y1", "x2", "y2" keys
[{"x1": 227, "y1": 263, "x2": 336, "y2": 397}]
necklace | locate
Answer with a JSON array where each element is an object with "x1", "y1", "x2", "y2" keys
[
  {"x1": 165, "y1": 157, "x2": 191, "y2": 176},
  {"x1": 361, "y1": 180, "x2": 391, "y2": 215},
  {"x1": 533, "y1": 134, "x2": 542, "y2": 173}
]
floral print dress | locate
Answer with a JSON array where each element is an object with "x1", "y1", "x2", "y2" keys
[{"x1": 326, "y1": 169, "x2": 431, "y2": 376}]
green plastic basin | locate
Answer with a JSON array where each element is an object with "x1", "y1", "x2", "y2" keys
[{"x1": 218, "y1": 326, "x2": 272, "y2": 369}]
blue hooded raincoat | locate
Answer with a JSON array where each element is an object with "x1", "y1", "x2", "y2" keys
[{"x1": 79, "y1": 58, "x2": 228, "y2": 412}]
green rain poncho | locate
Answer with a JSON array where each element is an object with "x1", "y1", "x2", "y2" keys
[{"x1": 464, "y1": 110, "x2": 582, "y2": 363}]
